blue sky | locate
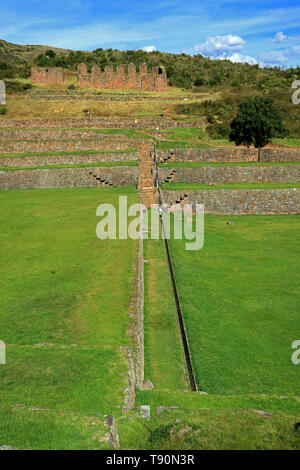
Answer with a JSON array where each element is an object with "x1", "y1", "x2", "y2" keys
[{"x1": 1, "y1": 0, "x2": 299, "y2": 67}]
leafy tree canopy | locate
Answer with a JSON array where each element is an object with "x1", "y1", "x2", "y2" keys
[{"x1": 229, "y1": 96, "x2": 287, "y2": 148}]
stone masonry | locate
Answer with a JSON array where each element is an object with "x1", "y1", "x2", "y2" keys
[
  {"x1": 157, "y1": 147, "x2": 300, "y2": 163},
  {"x1": 161, "y1": 188, "x2": 300, "y2": 215},
  {"x1": 158, "y1": 148, "x2": 258, "y2": 163},
  {"x1": 0, "y1": 166, "x2": 138, "y2": 190},
  {"x1": 0, "y1": 118, "x2": 201, "y2": 130},
  {"x1": 159, "y1": 165, "x2": 300, "y2": 184},
  {"x1": 31, "y1": 63, "x2": 168, "y2": 92},
  {"x1": 138, "y1": 142, "x2": 157, "y2": 207},
  {"x1": 0, "y1": 139, "x2": 137, "y2": 154},
  {"x1": 0, "y1": 129, "x2": 127, "y2": 141},
  {"x1": 77, "y1": 63, "x2": 168, "y2": 92},
  {"x1": 0, "y1": 152, "x2": 138, "y2": 168},
  {"x1": 31, "y1": 67, "x2": 64, "y2": 85}
]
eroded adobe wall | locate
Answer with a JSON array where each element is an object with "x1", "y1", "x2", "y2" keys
[
  {"x1": 0, "y1": 166, "x2": 138, "y2": 189},
  {"x1": 159, "y1": 166, "x2": 300, "y2": 184},
  {"x1": 77, "y1": 63, "x2": 168, "y2": 92},
  {"x1": 161, "y1": 189, "x2": 300, "y2": 215},
  {"x1": 31, "y1": 67, "x2": 64, "y2": 85}
]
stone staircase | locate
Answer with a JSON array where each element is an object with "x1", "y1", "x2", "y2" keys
[
  {"x1": 162, "y1": 150, "x2": 175, "y2": 163},
  {"x1": 89, "y1": 171, "x2": 114, "y2": 187},
  {"x1": 163, "y1": 169, "x2": 177, "y2": 183},
  {"x1": 138, "y1": 142, "x2": 157, "y2": 207}
]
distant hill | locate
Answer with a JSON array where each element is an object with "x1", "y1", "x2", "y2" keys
[
  {"x1": 0, "y1": 39, "x2": 299, "y2": 137},
  {"x1": 0, "y1": 39, "x2": 71, "y2": 65},
  {"x1": 0, "y1": 38, "x2": 299, "y2": 89}
]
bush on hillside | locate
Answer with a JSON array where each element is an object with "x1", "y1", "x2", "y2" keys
[
  {"x1": 229, "y1": 96, "x2": 287, "y2": 150},
  {"x1": 4, "y1": 80, "x2": 32, "y2": 94}
]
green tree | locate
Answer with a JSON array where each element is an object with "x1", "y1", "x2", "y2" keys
[
  {"x1": 45, "y1": 49, "x2": 56, "y2": 58},
  {"x1": 229, "y1": 96, "x2": 286, "y2": 160}
]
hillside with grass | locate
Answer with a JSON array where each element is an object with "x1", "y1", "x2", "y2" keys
[{"x1": 1, "y1": 39, "x2": 300, "y2": 138}]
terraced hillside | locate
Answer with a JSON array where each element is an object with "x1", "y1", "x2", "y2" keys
[{"x1": 0, "y1": 105, "x2": 299, "y2": 449}]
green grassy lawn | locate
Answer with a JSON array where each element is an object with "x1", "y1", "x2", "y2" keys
[
  {"x1": 0, "y1": 187, "x2": 138, "y2": 345},
  {"x1": 118, "y1": 405, "x2": 300, "y2": 450},
  {"x1": 155, "y1": 128, "x2": 300, "y2": 150},
  {"x1": 273, "y1": 138, "x2": 300, "y2": 148},
  {"x1": 0, "y1": 187, "x2": 138, "y2": 449},
  {"x1": 156, "y1": 128, "x2": 232, "y2": 150},
  {"x1": 168, "y1": 215, "x2": 300, "y2": 396},
  {"x1": 161, "y1": 182, "x2": 300, "y2": 190},
  {"x1": 0, "y1": 406, "x2": 110, "y2": 450},
  {"x1": 144, "y1": 237, "x2": 186, "y2": 390},
  {"x1": 0, "y1": 161, "x2": 138, "y2": 171},
  {"x1": 136, "y1": 390, "x2": 300, "y2": 416},
  {"x1": 1, "y1": 346, "x2": 127, "y2": 415}
]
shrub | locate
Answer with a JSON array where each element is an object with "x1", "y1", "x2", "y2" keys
[
  {"x1": 0, "y1": 104, "x2": 6, "y2": 115},
  {"x1": 4, "y1": 80, "x2": 32, "y2": 94},
  {"x1": 208, "y1": 122, "x2": 230, "y2": 138}
]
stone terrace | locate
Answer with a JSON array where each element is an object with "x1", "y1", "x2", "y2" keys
[
  {"x1": 0, "y1": 117, "x2": 202, "y2": 130},
  {"x1": 0, "y1": 117, "x2": 299, "y2": 215}
]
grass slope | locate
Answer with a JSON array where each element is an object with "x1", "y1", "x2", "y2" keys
[
  {"x1": 118, "y1": 405, "x2": 300, "y2": 450},
  {"x1": 144, "y1": 237, "x2": 186, "y2": 390},
  {"x1": 169, "y1": 215, "x2": 300, "y2": 396},
  {"x1": 0, "y1": 187, "x2": 138, "y2": 449}
]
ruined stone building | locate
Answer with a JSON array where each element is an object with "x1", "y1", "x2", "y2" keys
[
  {"x1": 31, "y1": 67, "x2": 64, "y2": 85},
  {"x1": 31, "y1": 63, "x2": 168, "y2": 92}
]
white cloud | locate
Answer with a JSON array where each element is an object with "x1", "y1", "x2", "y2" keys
[
  {"x1": 259, "y1": 46, "x2": 300, "y2": 66},
  {"x1": 271, "y1": 31, "x2": 287, "y2": 43},
  {"x1": 291, "y1": 45, "x2": 300, "y2": 56},
  {"x1": 141, "y1": 45, "x2": 157, "y2": 52},
  {"x1": 191, "y1": 34, "x2": 258, "y2": 65},
  {"x1": 215, "y1": 52, "x2": 258, "y2": 65},
  {"x1": 259, "y1": 50, "x2": 288, "y2": 65},
  {"x1": 194, "y1": 34, "x2": 245, "y2": 56}
]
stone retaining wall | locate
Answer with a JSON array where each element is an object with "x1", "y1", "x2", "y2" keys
[
  {"x1": 159, "y1": 166, "x2": 300, "y2": 184},
  {"x1": 260, "y1": 148, "x2": 300, "y2": 162},
  {"x1": 0, "y1": 118, "x2": 201, "y2": 130},
  {"x1": 158, "y1": 147, "x2": 300, "y2": 163},
  {"x1": 0, "y1": 129, "x2": 127, "y2": 141},
  {"x1": 161, "y1": 189, "x2": 300, "y2": 214},
  {"x1": 28, "y1": 92, "x2": 187, "y2": 102},
  {"x1": 0, "y1": 139, "x2": 137, "y2": 154},
  {"x1": 0, "y1": 152, "x2": 138, "y2": 168},
  {"x1": 0, "y1": 166, "x2": 138, "y2": 189},
  {"x1": 158, "y1": 148, "x2": 257, "y2": 163}
]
